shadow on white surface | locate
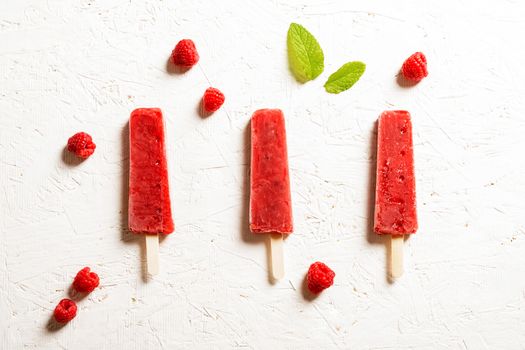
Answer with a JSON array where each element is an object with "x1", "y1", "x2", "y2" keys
[
  {"x1": 61, "y1": 147, "x2": 84, "y2": 166},
  {"x1": 366, "y1": 120, "x2": 381, "y2": 246},
  {"x1": 165, "y1": 56, "x2": 191, "y2": 75},
  {"x1": 67, "y1": 285, "x2": 88, "y2": 302},
  {"x1": 46, "y1": 316, "x2": 67, "y2": 333},
  {"x1": 196, "y1": 98, "x2": 213, "y2": 119},
  {"x1": 365, "y1": 120, "x2": 395, "y2": 283},
  {"x1": 396, "y1": 71, "x2": 418, "y2": 88},
  {"x1": 240, "y1": 122, "x2": 274, "y2": 284},
  {"x1": 119, "y1": 122, "x2": 151, "y2": 282},
  {"x1": 120, "y1": 121, "x2": 132, "y2": 244},
  {"x1": 301, "y1": 274, "x2": 318, "y2": 302}
]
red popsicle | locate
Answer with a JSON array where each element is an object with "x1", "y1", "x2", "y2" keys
[
  {"x1": 374, "y1": 110, "x2": 417, "y2": 278},
  {"x1": 129, "y1": 108, "x2": 174, "y2": 234},
  {"x1": 128, "y1": 108, "x2": 174, "y2": 275},
  {"x1": 250, "y1": 108, "x2": 293, "y2": 279},
  {"x1": 374, "y1": 110, "x2": 417, "y2": 235},
  {"x1": 250, "y1": 109, "x2": 293, "y2": 234}
]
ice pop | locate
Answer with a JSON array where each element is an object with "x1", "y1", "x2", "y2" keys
[
  {"x1": 250, "y1": 109, "x2": 293, "y2": 279},
  {"x1": 374, "y1": 110, "x2": 417, "y2": 278},
  {"x1": 128, "y1": 108, "x2": 174, "y2": 274}
]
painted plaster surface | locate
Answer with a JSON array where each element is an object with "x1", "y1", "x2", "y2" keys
[{"x1": 1, "y1": 1, "x2": 525, "y2": 349}]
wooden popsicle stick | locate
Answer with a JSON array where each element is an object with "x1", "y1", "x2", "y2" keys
[
  {"x1": 145, "y1": 234, "x2": 160, "y2": 275},
  {"x1": 268, "y1": 233, "x2": 284, "y2": 280},
  {"x1": 390, "y1": 235, "x2": 404, "y2": 279}
]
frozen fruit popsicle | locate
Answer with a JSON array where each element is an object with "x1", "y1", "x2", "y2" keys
[
  {"x1": 250, "y1": 109, "x2": 293, "y2": 234},
  {"x1": 250, "y1": 108, "x2": 293, "y2": 279},
  {"x1": 374, "y1": 110, "x2": 417, "y2": 278},
  {"x1": 128, "y1": 108, "x2": 174, "y2": 274}
]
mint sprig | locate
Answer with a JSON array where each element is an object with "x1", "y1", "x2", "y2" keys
[
  {"x1": 287, "y1": 23, "x2": 324, "y2": 83},
  {"x1": 324, "y1": 61, "x2": 366, "y2": 94}
]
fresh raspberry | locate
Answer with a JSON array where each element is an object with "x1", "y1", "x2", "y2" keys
[
  {"x1": 53, "y1": 299, "x2": 77, "y2": 323},
  {"x1": 67, "y1": 132, "x2": 96, "y2": 159},
  {"x1": 401, "y1": 52, "x2": 428, "y2": 82},
  {"x1": 73, "y1": 267, "x2": 100, "y2": 293},
  {"x1": 202, "y1": 87, "x2": 225, "y2": 113},
  {"x1": 307, "y1": 262, "x2": 335, "y2": 294},
  {"x1": 171, "y1": 39, "x2": 199, "y2": 67}
]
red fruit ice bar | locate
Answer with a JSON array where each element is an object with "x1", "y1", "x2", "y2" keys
[
  {"x1": 128, "y1": 108, "x2": 174, "y2": 234},
  {"x1": 374, "y1": 111, "x2": 418, "y2": 235},
  {"x1": 250, "y1": 109, "x2": 293, "y2": 234}
]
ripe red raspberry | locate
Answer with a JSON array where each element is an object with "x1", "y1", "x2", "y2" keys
[
  {"x1": 67, "y1": 132, "x2": 96, "y2": 159},
  {"x1": 401, "y1": 52, "x2": 428, "y2": 82},
  {"x1": 53, "y1": 299, "x2": 77, "y2": 323},
  {"x1": 73, "y1": 267, "x2": 100, "y2": 293},
  {"x1": 171, "y1": 39, "x2": 199, "y2": 67},
  {"x1": 202, "y1": 87, "x2": 225, "y2": 113},
  {"x1": 307, "y1": 262, "x2": 335, "y2": 294}
]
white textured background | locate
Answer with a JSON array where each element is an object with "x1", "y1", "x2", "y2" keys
[{"x1": 2, "y1": 1, "x2": 525, "y2": 349}]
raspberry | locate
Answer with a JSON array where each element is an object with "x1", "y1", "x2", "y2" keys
[
  {"x1": 53, "y1": 299, "x2": 77, "y2": 323},
  {"x1": 73, "y1": 267, "x2": 100, "y2": 293},
  {"x1": 171, "y1": 39, "x2": 199, "y2": 67},
  {"x1": 401, "y1": 52, "x2": 428, "y2": 82},
  {"x1": 67, "y1": 132, "x2": 96, "y2": 159},
  {"x1": 307, "y1": 262, "x2": 335, "y2": 294},
  {"x1": 202, "y1": 87, "x2": 225, "y2": 113}
]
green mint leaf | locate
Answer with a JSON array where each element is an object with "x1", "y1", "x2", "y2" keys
[
  {"x1": 287, "y1": 23, "x2": 324, "y2": 83},
  {"x1": 324, "y1": 61, "x2": 366, "y2": 94}
]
